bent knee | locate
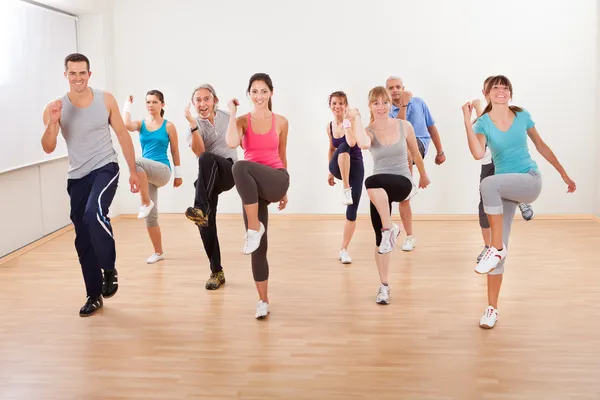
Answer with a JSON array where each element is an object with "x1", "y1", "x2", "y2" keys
[
  {"x1": 198, "y1": 152, "x2": 216, "y2": 166},
  {"x1": 346, "y1": 206, "x2": 358, "y2": 222}
]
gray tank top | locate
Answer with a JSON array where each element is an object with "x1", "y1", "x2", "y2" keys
[
  {"x1": 367, "y1": 120, "x2": 411, "y2": 179},
  {"x1": 59, "y1": 88, "x2": 118, "y2": 179}
]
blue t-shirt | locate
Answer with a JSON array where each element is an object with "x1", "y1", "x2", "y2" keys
[
  {"x1": 389, "y1": 97, "x2": 435, "y2": 155},
  {"x1": 139, "y1": 120, "x2": 171, "y2": 169},
  {"x1": 472, "y1": 110, "x2": 538, "y2": 175}
]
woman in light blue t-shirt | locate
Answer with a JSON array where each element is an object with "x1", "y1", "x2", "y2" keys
[
  {"x1": 462, "y1": 75, "x2": 576, "y2": 330},
  {"x1": 122, "y1": 90, "x2": 183, "y2": 264}
]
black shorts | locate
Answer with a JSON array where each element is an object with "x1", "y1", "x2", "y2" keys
[{"x1": 411, "y1": 138, "x2": 426, "y2": 164}]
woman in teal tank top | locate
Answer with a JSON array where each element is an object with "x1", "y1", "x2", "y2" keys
[
  {"x1": 122, "y1": 90, "x2": 183, "y2": 264},
  {"x1": 463, "y1": 75, "x2": 576, "y2": 329}
]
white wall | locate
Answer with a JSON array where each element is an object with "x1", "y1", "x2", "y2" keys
[
  {"x1": 0, "y1": 158, "x2": 71, "y2": 257},
  {"x1": 596, "y1": 0, "x2": 600, "y2": 217},
  {"x1": 110, "y1": 0, "x2": 596, "y2": 217},
  {"x1": 0, "y1": 0, "x2": 112, "y2": 258}
]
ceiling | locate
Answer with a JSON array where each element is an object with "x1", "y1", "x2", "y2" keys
[{"x1": 25, "y1": 0, "x2": 108, "y2": 15}]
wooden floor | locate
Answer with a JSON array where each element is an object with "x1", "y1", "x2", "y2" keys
[{"x1": 1, "y1": 215, "x2": 600, "y2": 400}]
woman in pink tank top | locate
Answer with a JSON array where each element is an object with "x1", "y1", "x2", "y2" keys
[{"x1": 225, "y1": 73, "x2": 290, "y2": 320}]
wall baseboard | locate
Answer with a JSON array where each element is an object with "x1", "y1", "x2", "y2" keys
[
  {"x1": 0, "y1": 216, "x2": 124, "y2": 266},
  {"x1": 117, "y1": 213, "x2": 597, "y2": 221}
]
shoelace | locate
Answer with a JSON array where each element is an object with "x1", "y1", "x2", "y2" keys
[
  {"x1": 485, "y1": 308, "x2": 496, "y2": 318},
  {"x1": 480, "y1": 247, "x2": 494, "y2": 261}
]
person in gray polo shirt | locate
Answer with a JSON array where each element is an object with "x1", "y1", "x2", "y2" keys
[
  {"x1": 184, "y1": 84, "x2": 237, "y2": 290},
  {"x1": 41, "y1": 53, "x2": 140, "y2": 317}
]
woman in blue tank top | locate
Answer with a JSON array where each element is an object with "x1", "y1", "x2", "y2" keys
[
  {"x1": 325, "y1": 91, "x2": 365, "y2": 265},
  {"x1": 122, "y1": 90, "x2": 183, "y2": 264}
]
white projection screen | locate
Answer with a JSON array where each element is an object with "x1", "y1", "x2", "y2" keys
[{"x1": 0, "y1": 0, "x2": 77, "y2": 173}]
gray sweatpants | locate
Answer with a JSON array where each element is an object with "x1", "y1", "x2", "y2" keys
[
  {"x1": 480, "y1": 169, "x2": 542, "y2": 275},
  {"x1": 135, "y1": 158, "x2": 171, "y2": 228}
]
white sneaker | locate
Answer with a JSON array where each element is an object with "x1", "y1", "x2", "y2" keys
[
  {"x1": 378, "y1": 223, "x2": 400, "y2": 254},
  {"x1": 475, "y1": 244, "x2": 507, "y2": 274},
  {"x1": 479, "y1": 306, "x2": 498, "y2": 329},
  {"x1": 342, "y1": 188, "x2": 353, "y2": 205},
  {"x1": 338, "y1": 249, "x2": 352, "y2": 264},
  {"x1": 243, "y1": 222, "x2": 265, "y2": 255},
  {"x1": 376, "y1": 284, "x2": 390, "y2": 304},
  {"x1": 146, "y1": 253, "x2": 164, "y2": 264},
  {"x1": 137, "y1": 200, "x2": 155, "y2": 219},
  {"x1": 255, "y1": 300, "x2": 269, "y2": 319},
  {"x1": 401, "y1": 236, "x2": 416, "y2": 251}
]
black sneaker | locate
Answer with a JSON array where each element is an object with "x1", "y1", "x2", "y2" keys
[
  {"x1": 102, "y1": 269, "x2": 118, "y2": 298},
  {"x1": 79, "y1": 295, "x2": 103, "y2": 317},
  {"x1": 185, "y1": 207, "x2": 208, "y2": 227}
]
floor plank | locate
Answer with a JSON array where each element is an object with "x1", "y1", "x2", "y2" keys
[{"x1": 1, "y1": 215, "x2": 599, "y2": 399}]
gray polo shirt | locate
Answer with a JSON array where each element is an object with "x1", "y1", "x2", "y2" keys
[{"x1": 186, "y1": 109, "x2": 238, "y2": 161}]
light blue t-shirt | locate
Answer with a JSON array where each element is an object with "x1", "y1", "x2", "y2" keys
[
  {"x1": 139, "y1": 120, "x2": 171, "y2": 169},
  {"x1": 472, "y1": 110, "x2": 538, "y2": 175},
  {"x1": 390, "y1": 97, "x2": 435, "y2": 155}
]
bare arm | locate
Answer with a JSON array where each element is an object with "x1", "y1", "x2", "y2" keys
[
  {"x1": 105, "y1": 92, "x2": 137, "y2": 173},
  {"x1": 184, "y1": 104, "x2": 205, "y2": 156},
  {"x1": 462, "y1": 103, "x2": 486, "y2": 160},
  {"x1": 225, "y1": 100, "x2": 244, "y2": 148},
  {"x1": 347, "y1": 111, "x2": 371, "y2": 149},
  {"x1": 278, "y1": 116, "x2": 288, "y2": 170},
  {"x1": 121, "y1": 97, "x2": 141, "y2": 132},
  {"x1": 527, "y1": 127, "x2": 568, "y2": 177},
  {"x1": 41, "y1": 101, "x2": 61, "y2": 153},
  {"x1": 405, "y1": 121, "x2": 428, "y2": 182},
  {"x1": 427, "y1": 124, "x2": 444, "y2": 154},
  {"x1": 326, "y1": 124, "x2": 335, "y2": 162},
  {"x1": 167, "y1": 122, "x2": 181, "y2": 168}
]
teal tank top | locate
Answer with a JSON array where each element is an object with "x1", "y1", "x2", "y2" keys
[{"x1": 139, "y1": 119, "x2": 171, "y2": 169}]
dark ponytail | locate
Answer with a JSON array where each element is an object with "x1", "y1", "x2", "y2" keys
[
  {"x1": 146, "y1": 89, "x2": 165, "y2": 117},
  {"x1": 476, "y1": 75, "x2": 523, "y2": 122},
  {"x1": 247, "y1": 73, "x2": 274, "y2": 111}
]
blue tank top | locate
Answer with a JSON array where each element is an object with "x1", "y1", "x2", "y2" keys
[
  {"x1": 330, "y1": 122, "x2": 363, "y2": 160},
  {"x1": 140, "y1": 119, "x2": 171, "y2": 169}
]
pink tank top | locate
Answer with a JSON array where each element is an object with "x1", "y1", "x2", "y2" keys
[{"x1": 242, "y1": 113, "x2": 284, "y2": 169}]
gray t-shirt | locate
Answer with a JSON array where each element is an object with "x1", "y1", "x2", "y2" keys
[
  {"x1": 59, "y1": 88, "x2": 118, "y2": 179},
  {"x1": 186, "y1": 109, "x2": 238, "y2": 161}
]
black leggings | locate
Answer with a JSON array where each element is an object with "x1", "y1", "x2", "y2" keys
[
  {"x1": 232, "y1": 160, "x2": 290, "y2": 282},
  {"x1": 478, "y1": 162, "x2": 495, "y2": 229},
  {"x1": 193, "y1": 153, "x2": 235, "y2": 273},
  {"x1": 365, "y1": 174, "x2": 413, "y2": 246},
  {"x1": 329, "y1": 142, "x2": 364, "y2": 221}
]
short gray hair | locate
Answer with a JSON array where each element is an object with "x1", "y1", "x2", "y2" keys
[
  {"x1": 191, "y1": 83, "x2": 218, "y2": 102},
  {"x1": 386, "y1": 75, "x2": 403, "y2": 84}
]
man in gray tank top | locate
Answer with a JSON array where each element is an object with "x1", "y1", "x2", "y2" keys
[{"x1": 41, "y1": 53, "x2": 140, "y2": 317}]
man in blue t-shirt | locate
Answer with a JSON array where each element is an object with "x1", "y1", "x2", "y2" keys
[{"x1": 386, "y1": 76, "x2": 446, "y2": 252}]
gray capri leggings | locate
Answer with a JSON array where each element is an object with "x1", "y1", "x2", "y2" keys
[
  {"x1": 480, "y1": 169, "x2": 542, "y2": 275},
  {"x1": 135, "y1": 158, "x2": 171, "y2": 228},
  {"x1": 232, "y1": 160, "x2": 290, "y2": 282}
]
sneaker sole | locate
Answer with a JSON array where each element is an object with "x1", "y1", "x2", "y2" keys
[
  {"x1": 376, "y1": 299, "x2": 390, "y2": 305},
  {"x1": 185, "y1": 209, "x2": 208, "y2": 226},
  {"x1": 256, "y1": 312, "x2": 269, "y2": 320},
  {"x1": 205, "y1": 280, "x2": 225, "y2": 290},
  {"x1": 79, "y1": 306, "x2": 103, "y2": 317},
  {"x1": 474, "y1": 266, "x2": 496, "y2": 275}
]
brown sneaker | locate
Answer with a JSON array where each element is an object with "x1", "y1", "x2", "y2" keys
[
  {"x1": 185, "y1": 207, "x2": 208, "y2": 227},
  {"x1": 205, "y1": 270, "x2": 225, "y2": 290}
]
